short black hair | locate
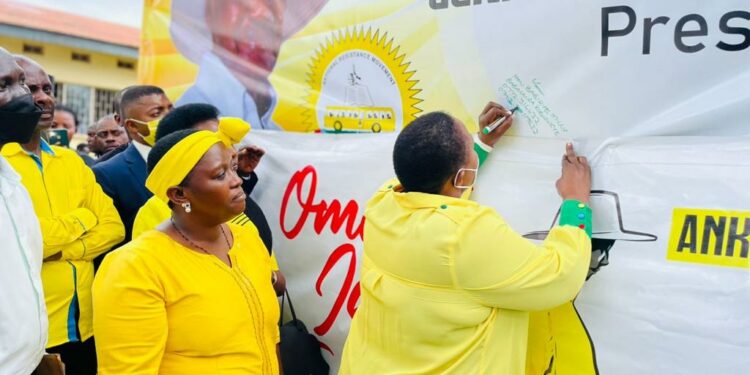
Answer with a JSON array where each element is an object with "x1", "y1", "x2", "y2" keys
[
  {"x1": 55, "y1": 104, "x2": 78, "y2": 126},
  {"x1": 155, "y1": 103, "x2": 219, "y2": 142},
  {"x1": 119, "y1": 85, "x2": 165, "y2": 118},
  {"x1": 147, "y1": 128, "x2": 199, "y2": 174},
  {"x1": 393, "y1": 112, "x2": 466, "y2": 194}
]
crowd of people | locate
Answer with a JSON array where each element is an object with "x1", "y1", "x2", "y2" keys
[
  {"x1": 0, "y1": 48, "x2": 286, "y2": 374},
  {"x1": 1, "y1": 43, "x2": 592, "y2": 375}
]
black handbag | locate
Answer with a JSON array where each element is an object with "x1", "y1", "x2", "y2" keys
[{"x1": 279, "y1": 290, "x2": 330, "y2": 375}]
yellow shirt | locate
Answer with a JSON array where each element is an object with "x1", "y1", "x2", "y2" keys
[
  {"x1": 131, "y1": 195, "x2": 168, "y2": 240},
  {"x1": 339, "y1": 181, "x2": 591, "y2": 374},
  {"x1": 133, "y1": 195, "x2": 280, "y2": 270},
  {"x1": 2, "y1": 142, "x2": 125, "y2": 347},
  {"x1": 93, "y1": 223, "x2": 280, "y2": 374}
]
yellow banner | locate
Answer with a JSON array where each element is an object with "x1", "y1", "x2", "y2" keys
[
  {"x1": 668, "y1": 208, "x2": 750, "y2": 269},
  {"x1": 138, "y1": 0, "x2": 479, "y2": 132}
]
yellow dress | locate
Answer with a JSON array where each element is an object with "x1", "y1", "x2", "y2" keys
[
  {"x1": 132, "y1": 195, "x2": 280, "y2": 270},
  {"x1": 339, "y1": 181, "x2": 591, "y2": 374},
  {"x1": 93, "y1": 223, "x2": 280, "y2": 374}
]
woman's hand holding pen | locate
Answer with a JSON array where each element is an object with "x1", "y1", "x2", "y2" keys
[{"x1": 477, "y1": 101, "x2": 514, "y2": 147}]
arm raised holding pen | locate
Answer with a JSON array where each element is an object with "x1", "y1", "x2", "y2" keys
[{"x1": 340, "y1": 106, "x2": 593, "y2": 374}]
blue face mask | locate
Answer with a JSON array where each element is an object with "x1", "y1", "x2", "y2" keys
[{"x1": 0, "y1": 94, "x2": 42, "y2": 144}]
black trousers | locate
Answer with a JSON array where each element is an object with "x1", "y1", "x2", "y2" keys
[{"x1": 46, "y1": 338, "x2": 96, "y2": 375}]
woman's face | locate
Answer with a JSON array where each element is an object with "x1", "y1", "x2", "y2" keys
[{"x1": 183, "y1": 143, "x2": 246, "y2": 222}]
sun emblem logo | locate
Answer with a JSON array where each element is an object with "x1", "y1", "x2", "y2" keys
[{"x1": 304, "y1": 28, "x2": 422, "y2": 133}]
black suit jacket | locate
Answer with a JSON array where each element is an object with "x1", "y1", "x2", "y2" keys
[
  {"x1": 93, "y1": 143, "x2": 152, "y2": 243},
  {"x1": 239, "y1": 172, "x2": 273, "y2": 254}
]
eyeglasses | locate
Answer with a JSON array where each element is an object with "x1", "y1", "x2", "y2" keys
[{"x1": 95, "y1": 129, "x2": 125, "y2": 139}]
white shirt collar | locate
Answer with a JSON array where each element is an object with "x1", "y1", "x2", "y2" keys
[{"x1": 133, "y1": 141, "x2": 151, "y2": 163}]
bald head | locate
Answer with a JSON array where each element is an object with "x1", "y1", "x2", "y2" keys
[
  {"x1": 14, "y1": 55, "x2": 54, "y2": 130},
  {"x1": 0, "y1": 48, "x2": 28, "y2": 107},
  {"x1": 14, "y1": 55, "x2": 40, "y2": 72},
  {"x1": 97, "y1": 114, "x2": 117, "y2": 128}
]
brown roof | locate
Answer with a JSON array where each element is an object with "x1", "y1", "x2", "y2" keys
[{"x1": 0, "y1": 1, "x2": 139, "y2": 48}]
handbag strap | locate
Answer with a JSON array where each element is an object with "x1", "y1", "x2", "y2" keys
[{"x1": 279, "y1": 289, "x2": 299, "y2": 326}]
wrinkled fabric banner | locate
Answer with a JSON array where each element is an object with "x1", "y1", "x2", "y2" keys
[
  {"x1": 247, "y1": 131, "x2": 750, "y2": 373},
  {"x1": 138, "y1": 0, "x2": 750, "y2": 373},
  {"x1": 140, "y1": 0, "x2": 750, "y2": 136}
]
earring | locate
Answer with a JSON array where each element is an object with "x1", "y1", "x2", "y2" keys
[{"x1": 181, "y1": 202, "x2": 192, "y2": 213}]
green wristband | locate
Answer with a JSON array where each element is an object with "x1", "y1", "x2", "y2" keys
[
  {"x1": 559, "y1": 200, "x2": 592, "y2": 238},
  {"x1": 474, "y1": 142, "x2": 490, "y2": 167}
]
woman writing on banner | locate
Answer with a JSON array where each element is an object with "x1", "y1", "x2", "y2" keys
[
  {"x1": 340, "y1": 103, "x2": 593, "y2": 374},
  {"x1": 93, "y1": 120, "x2": 281, "y2": 374}
]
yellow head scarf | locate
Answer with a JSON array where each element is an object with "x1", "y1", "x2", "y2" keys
[{"x1": 145, "y1": 117, "x2": 250, "y2": 203}]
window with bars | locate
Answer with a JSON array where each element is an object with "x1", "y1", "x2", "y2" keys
[
  {"x1": 51, "y1": 83, "x2": 121, "y2": 135},
  {"x1": 94, "y1": 88, "x2": 118, "y2": 121},
  {"x1": 53, "y1": 82, "x2": 64, "y2": 103},
  {"x1": 62, "y1": 84, "x2": 92, "y2": 134}
]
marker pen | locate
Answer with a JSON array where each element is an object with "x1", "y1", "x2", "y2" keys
[{"x1": 482, "y1": 106, "x2": 519, "y2": 135}]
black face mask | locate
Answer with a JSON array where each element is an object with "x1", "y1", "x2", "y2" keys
[{"x1": 0, "y1": 94, "x2": 42, "y2": 144}]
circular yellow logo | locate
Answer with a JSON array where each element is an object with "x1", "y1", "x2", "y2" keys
[{"x1": 305, "y1": 28, "x2": 422, "y2": 133}]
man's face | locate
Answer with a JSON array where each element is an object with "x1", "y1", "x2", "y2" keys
[
  {"x1": 15, "y1": 59, "x2": 54, "y2": 130},
  {"x1": 87, "y1": 127, "x2": 97, "y2": 149},
  {"x1": 127, "y1": 93, "x2": 173, "y2": 123},
  {"x1": 206, "y1": 0, "x2": 286, "y2": 79},
  {"x1": 94, "y1": 117, "x2": 129, "y2": 155},
  {"x1": 52, "y1": 110, "x2": 76, "y2": 141},
  {"x1": 123, "y1": 93, "x2": 174, "y2": 141},
  {"x1": 0, "y1": 53, "x2": 29, "y2": 107}
]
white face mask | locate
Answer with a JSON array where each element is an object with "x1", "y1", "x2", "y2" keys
[{"x1": 453, "y1": 168, "x2": 478, "y2": 189}]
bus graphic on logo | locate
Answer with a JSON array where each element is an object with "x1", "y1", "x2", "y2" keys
[
  {"x1": 324, "y1": 106, "x2": 395, "y2": 133},
  {"x1": 322, "y1": 65, "x2": 397, "y2": 133}
]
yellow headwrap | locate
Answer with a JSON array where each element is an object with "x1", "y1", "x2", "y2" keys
[{"x1": 145, "y1": 117, "x2": 250, "y2": 203}]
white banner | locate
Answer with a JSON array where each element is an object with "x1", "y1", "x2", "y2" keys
[
  {"x1": 433, "y1": 0, "x2": 750, "y2": 138},
  {"x1": 248, "y1": 131, "x2": 750, "y2": 374}
]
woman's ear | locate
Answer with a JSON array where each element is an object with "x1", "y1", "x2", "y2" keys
[
  {"x1": 166, "y1": 186, "x2": 189, "y2": 206},
  {"x1": 455, "y1": 169, "x2": 470, "y2": 187}
]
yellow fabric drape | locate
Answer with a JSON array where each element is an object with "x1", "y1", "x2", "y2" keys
[{"x1": 526, "y1": 302, "x2": 598, "y2": 374}]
